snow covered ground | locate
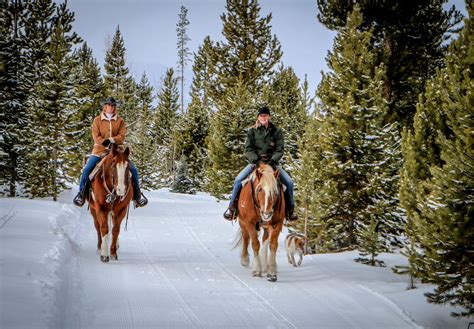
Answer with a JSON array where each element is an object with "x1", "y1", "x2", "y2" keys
[{"x1": 0, "y1": 189, "x2": 471, "y2": 329}]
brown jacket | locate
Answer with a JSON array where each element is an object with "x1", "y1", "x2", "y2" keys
[{"x1": 91, "y1": 112, "x2": 126, "y2": 155}]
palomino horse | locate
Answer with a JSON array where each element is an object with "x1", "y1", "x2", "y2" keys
[
  {"x1": 88, "y1": 145, "x2": 133, "y2": 262},
  {"x1": 236, "y1": 162, "x2": 285, "y2": 282}
]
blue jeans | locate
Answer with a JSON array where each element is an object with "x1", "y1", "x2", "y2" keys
[
  {"x1": 229, "y1": 164, "x2": 295, "y2": 209},
  {"x1": 79, "y1": 155, "x2": 140, "y2": 193}
]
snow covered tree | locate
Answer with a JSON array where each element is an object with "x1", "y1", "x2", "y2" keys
[
  {"x1": 104, "y1": 26, "x2": 137, "y2": 126},
  {"x1": 176, "y1": 5, "x2": 191, "y2": 114},
  {"x1": 174, "y1": 40, "x2": 213, "y2": 189},
  {"x1": 170, "y1": 156, "x2": 196, "y2": 195},
  {"x1": 131, "y1": 72, "x2": 158, "y2": 189},
  {"x1": 0, "y1": 0, "x2": 28, "y2": 196},
  {"x1": 316, "y1": 0, "x2": 463, "y2": 127},
  {"x1": 25, "y1": 1, "x2": 81, "y2": 200},
  {"x1": 261, "y1": 65, "x2": 308, "y2": 171},
  {"x1": 354, "y1": 218, "x2": 386, "y2": 267},
  {"x1": 153, "y1": 68, "x2": 179, "y2": 187},
  {"x1": 400, "y1": 3, "x2": 473, "y2": 317},
  {"x1": 297, "y1": 7, "x2": 402, "y2": 251},
  {"x1": 65, "y1": 42, "x2": 104, "y2": 182},
  {"x1": 206, "y1": 79, "x2": 256, "y2": 198},
  {"x1": 206, "y1": 0, "x2": 282, "y2": 101}
]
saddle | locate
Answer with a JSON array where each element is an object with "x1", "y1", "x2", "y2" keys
[{"x1": 88, "y1": 156, "x2": 108, "y2": 181}]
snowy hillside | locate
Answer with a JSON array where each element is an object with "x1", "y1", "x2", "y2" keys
[{"x1": 0, "y1": 190, "x2": 470, "y2": 329}]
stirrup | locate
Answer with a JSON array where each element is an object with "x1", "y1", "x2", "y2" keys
[
  {"x1": 134, "y1": 193, "x2": 148, "y2": 208},
  {"x1": 73, "y1": 193, "x2": 85, "y2": 207},
  {"x1": 223, "y1": 207, "x2": 236, "y2": 221}
]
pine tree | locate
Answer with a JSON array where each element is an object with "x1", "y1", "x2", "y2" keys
[
  {"x1": 25, "y1": 1, "x2": 81, "y2": 200},
  {"x1": 293, "y1": 107, "x2": 332, "y2": 251},
  {"x1": 153, "y1": 68, "x2": 179, "y2": 187},
  {"x1": 206, "y1": 0, "x2": 282, "y2": 101},
  {"x1": 297, "y1": 7, "x2": 402, "y2": 251},
  {"x1": 316, "y1": 0, "x2": 462, "y2": 127},
  {"x1": 206, "y1": 79, "x2": 256, "y2": 198},
  {"x1": 400, "y1": 3, "x2": 473, "y2": 317},
  {"x1": 104, "y1": 26, "x2": 137, "y2": 126},
  {"x1": 0, "y1": 0, "x2": 28, "y2": 196},
  {"x1": 354, "y1": 218, "x2": 386, "y2": 267},
  {"x1": 262, "y1": 65, "x2": 308, "y2": 171},
  {"x1": 176, "y1": 5, "x2": 191, "y2": 114},
  {"x1": 65, "y1": 42, "x2": 104, "y2": 182},
  {"x1": 131, "y1": 72, "x2": 158, "y2": 189},
  {"x1": 170, "y1": 156, "x2": 196, "y2": 195},
  {"x1": 174, "y1": 40, "x2": 212, "y2": 189}
]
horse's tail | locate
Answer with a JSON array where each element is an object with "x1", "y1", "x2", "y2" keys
[{"x1": 232, "y1": 227, "x2": 242, "y2": 250}]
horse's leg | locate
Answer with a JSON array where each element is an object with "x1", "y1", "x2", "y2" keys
[
  {"x1": 261, "y1": 228, "x2": 269, "y2": 273},
  {"x1": 240, "y1": 224, "x2": 250, "y2": 267},
  {"x1": 249, "y1": 224, "x2": 262, "y2": 277},
  {"x1": 98, "y1": 208, "x2": 111, "y2": 262},
  {"x1": 110, "y1": 207, "x2": 127, "y2": 260},
  {"x1": 91, "y1": 207, "x2": 101, "y2": 254},
  {"x1": 267, "y1": 226, "x2": 282, "y2": 282}
]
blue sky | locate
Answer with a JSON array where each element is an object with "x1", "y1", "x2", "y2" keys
[{"x1": 67, "y1": 0, "x2": 467, "y2": 102}]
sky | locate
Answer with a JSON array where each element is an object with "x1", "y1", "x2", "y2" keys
[{"x1": 66, "y1": 0, "x2": 468, "y2": 103}]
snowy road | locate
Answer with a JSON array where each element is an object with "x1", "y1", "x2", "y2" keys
[
  {"x1": 1, "y1": 190, "x2": 469, "y2": 328},
  {"x1": 59, "y1": 191, "x2": 420, "y2": 329}
]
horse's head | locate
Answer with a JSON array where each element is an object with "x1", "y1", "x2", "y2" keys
[
  {"x1": 252, "y1": 163, "x2": 280, "y2": 222},
  {"x1": 103, "y1": 145, "x2": 131, "y2": 197}
]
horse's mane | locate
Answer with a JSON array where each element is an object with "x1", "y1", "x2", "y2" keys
[{"x1": 250, "y1": 164, "x2": 279, "y2": 201}]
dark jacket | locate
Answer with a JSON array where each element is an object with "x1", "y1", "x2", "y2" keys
[{"x1": 244, "y1": 121, "x2": 284, "y2": 164}]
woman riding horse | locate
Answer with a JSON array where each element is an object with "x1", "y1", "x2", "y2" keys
[
  {"x1": 223, "y1": 106, "x2": 298, "y2": 222},
  {"x1": 73, "y1": 97, "x2": 148, "y2": 208}
]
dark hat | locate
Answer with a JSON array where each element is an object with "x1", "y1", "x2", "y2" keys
[
  {"x1": 100, "y1": 97, "x2": 121, "y2": 106},
  {"x1": 257, "y1": 106, "x2": 271, "y2": 116}
]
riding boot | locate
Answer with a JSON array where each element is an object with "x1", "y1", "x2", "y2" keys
[
  {"x1": 223, "y1": 201, "x2": 238, "y2": 221},
  {"x1": 286, "y1": 206, "x2": 298, "y2": 222},
  {"x1": 133, "y1": 185, "x2": 148, "y2": 208},
  {"x1": 73, "y1": 180, "x2": 90, "y2": 207}
]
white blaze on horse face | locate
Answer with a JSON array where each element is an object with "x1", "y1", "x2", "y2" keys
[{"x1": 116, "y1": 162, "x2": 127, "y2": 196}]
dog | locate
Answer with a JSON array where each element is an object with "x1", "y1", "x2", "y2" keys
[{"x1": 285, "y1": 233, "x2": 305, "y2": 267}]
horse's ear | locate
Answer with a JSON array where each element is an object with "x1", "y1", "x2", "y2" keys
[
  {"x1": 111, "y1": 143, "x2": 118, "y2": 155},
  {"x1": 124, "y1": 146, "x2": 130, "y2": 157}
]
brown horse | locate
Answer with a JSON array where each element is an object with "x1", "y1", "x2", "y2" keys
[
  {"x1": 236, "y1": 163, "x2": 285, "y2": 282},
  {"x1": 88, "y1": 145, "x2": 133, "y2": 262}
]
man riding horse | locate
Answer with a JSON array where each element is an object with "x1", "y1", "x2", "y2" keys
[
  {"x1": 73, "y1": 97, "x2": 148, "y2": 208},
  {"x1": 223, "y1": 106, "x2": 298, "y2": 222}
]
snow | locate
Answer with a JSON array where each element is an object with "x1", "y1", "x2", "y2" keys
[{"x1": 0, "y1": 189, "x2": 470, "y2": 329}]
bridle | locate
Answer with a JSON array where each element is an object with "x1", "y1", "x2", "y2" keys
[
  {"x1": 250, "y1": 171, "x2": 281, "y2": 224},
  {"x1": 101, "y1": 156, "x2": 132, "y2": 205}
]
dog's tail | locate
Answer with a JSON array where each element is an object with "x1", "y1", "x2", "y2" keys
[{"x1": 232, "y1": 227, "x2": 242, "y2": 250}]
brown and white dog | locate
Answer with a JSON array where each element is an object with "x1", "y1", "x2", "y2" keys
[{"x1": 285, "y1": 233, "x2": 305, "y2": 267}]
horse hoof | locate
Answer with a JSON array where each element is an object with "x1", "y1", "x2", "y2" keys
[
  {"x1": 110, "y1": 254, "x2": 118, "y2": 261},
  {"x1": 100, "y1": 256, "x2": 110, "y2": 263},
  {"x1": 267, "y1": 274, "x2": 277, "y2": 282},
  {"x1": 252, "y1": 271, "x2": 262, "y2": 277}
]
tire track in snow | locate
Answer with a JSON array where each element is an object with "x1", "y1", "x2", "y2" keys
[
  {"x1": 129, "y1": 216, "x2": 204, "y2": 328},
  {"x1": 170, "y1": 195, "x2": 297, "y2": 329}
]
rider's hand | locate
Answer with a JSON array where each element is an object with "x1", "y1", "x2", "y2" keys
[{"x1": 102, "y1": 139, "x2": 111, "y2": 147}]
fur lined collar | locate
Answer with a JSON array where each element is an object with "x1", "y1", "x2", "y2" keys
[{"x1": 100, "y1": 112, "x2": 118, "y2": 121}]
